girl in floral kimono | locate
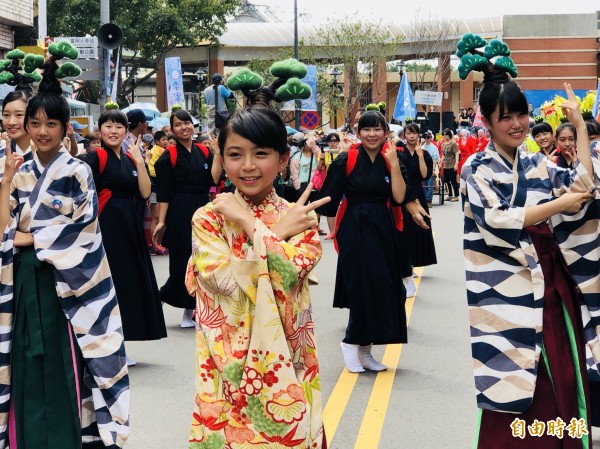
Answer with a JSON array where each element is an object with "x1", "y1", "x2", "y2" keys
[
  {"x1": 458, "y1": 35, "x2": 598, "y2": 449},
  {"x1": 185, "y1": 94, "x2": 329, "y2": 446},
  {"x1": 0, "y1": 48, "x2": 129, "y2": 449}
]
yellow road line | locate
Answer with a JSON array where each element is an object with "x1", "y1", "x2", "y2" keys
[
  {"x1": 353, "y1": 266, "x2": 423, "y2": 449},
  {"x1": 322, "y1": 267, "x2": 424, "y2": 444}
]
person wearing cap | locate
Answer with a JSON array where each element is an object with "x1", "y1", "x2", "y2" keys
[
  {"x1": 203, "y1": 73, "x2": 232, "y2": 132},
  {"x1": 122, "y1": 109, "x2": 148, "y2": 155}
]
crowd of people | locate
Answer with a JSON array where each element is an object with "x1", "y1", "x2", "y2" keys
[{"x1": 0, "y1": 32, "x2": 600, "y2": 449}]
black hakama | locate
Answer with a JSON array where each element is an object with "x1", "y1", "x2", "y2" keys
[
  {"x1": 86, "y1": 149, "x2": 166, "y2": 341},
  {"x1": 317, "y1": 146, "x2": 407, "y2": 345},
  {"x1": 397, "y1": 148, "x2": 437, "y2": 267},
  {"x1": 155, "y1": 142, "x2": 214, "y2": 309}
]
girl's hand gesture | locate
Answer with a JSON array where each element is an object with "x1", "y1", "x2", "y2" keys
[
  {"x1": 340, "y1": 134, "x2": 353, "y2": 152},
  {"x1": 2, "y1": 138, "x2": 24, "y2": 185},
  {"x1": 383, "y1": 146, "x2": 399, "y2": 168},
  {"x1": 272, "y1": 183, "x2": 331, "y2": 240},
  {"x1": 559, "y1": 191, "x2": 595, "y2": 213},
  {"x1": 213, "y1": 192, "x2": 250, "y2": 225},
  {"x1": 415, "y1": 141, "x2": 424, "y2": 158},
  {"x1": 560, "y1": 83, "x2": 584, "y2": 126},
  {"x1": 128, "y1": 134, "x2": 144, "y2": 165}
]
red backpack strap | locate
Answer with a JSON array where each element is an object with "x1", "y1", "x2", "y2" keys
[
  {"x1": 97, "y1": 148, "x2": 108, "y2": 174},
  {"x1": 167, "y1": 145, "x2": 178, "y2": 168},
  {"x1": 195, "y1": 143, "x2": 210, "y2": 160},
  {"x1": 333, "y1": 149, "x2": 359, "y2": 253},
  {"x1": 346, "y1": 148, "x2": 359, "y2": 176}
]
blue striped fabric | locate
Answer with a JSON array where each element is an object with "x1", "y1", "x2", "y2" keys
[
  {"x1": 0, "y1": 148, "x2": 129, "y2": 448},
  {"x1": 461, "y1": 141, "x2": 598, "y2": 413}
]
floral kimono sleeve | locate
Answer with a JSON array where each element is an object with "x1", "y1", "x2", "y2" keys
[
  {"x1": 462, "y1": 161, "x2": 525, "y2": 250},
  {"x1": 254, "y1": 210, "x2": 322, "y2": 291},
  {"x1": 186, "y1": 204, "x2": 259, "y2": 301}
]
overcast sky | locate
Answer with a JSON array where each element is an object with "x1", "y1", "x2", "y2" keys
[{"x1": 253, "y1": 0, "x2": 599, "y2": 24}]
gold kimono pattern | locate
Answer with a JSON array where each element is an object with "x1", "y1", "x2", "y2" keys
[{"x1": 185, "y1": 189, "x2": 325, "y2": 449}]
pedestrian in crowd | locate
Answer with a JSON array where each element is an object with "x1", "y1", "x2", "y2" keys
[
  {"x1": 397, "y1": 123, "x2": 437, "y2": 296},
  {"x1": 0, "y1": 87, "x2": 33, "y2": 180},
  {"x1": 85, "y1": 107, "x2": 166, "y2": 366},
  {"x1": 421, "y1": 131, "x2": 440, "y2": 207},
  {"x1": 441, "y1": 128, "x2": 460, "y2": 201},
  {"x1": 185, "y1": 70, "x2": 327, "y2": 449},
  {"x1": 457, "y1": 128, "x2": 476, "y2": 176},
  {"x1": 153, "y1": 108, "x2": 221, "y2": 328},
  {"x1": 316, "y1": 110, "x2": 409, "y2": 373},
  {"x1": 203, "y1": 73, "x2": 232, "y2": 132},
  {"x1": 458, "y1": 107, "x2": 471, "y2": 130},
  {"x1": 290, "y1": 135, "x2": 321, "y2": 206},
  {"x1": 146, "y1": 130, "x2": 169, "y2": 255},
  {"x1": 0, "y1": 47, "x2": 129, "y2": 448},
  {"x1": 475, "y1": 128, "x2": 489, "y2": 152},
  {"x1": 458, "y1": 34, "x2": 597, "y2": 448},
  {"x1": 555, "y1": 122, "x2": 577, "y2": 169},
  {"x1": 531, "y1": 121, "x2": 557, "y2": 160},
  {"x1": 282, "y1": 131, "x2": 306, "y2": 201},
  {"x1": 122, "y1": 108, "x2": 147, "y2": 154},
  {"x1": 322, "y1": 132, "x2": 343, "y2": 238}
]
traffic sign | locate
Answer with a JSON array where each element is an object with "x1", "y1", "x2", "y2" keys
[
  {"x1": 54, "y1": 36, "x2": 99, "y2": 59},
  {"x1": 301, "y1": 111, "x2": 320, "y2": 130}
]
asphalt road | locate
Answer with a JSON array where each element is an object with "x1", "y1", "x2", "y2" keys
[{"x1": 124, "y1": 198, "x2": 600, "y2": 449}]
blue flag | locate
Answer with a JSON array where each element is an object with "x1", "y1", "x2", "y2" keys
[
  {"x1": 593, "y1": 78, "x2": 600, "y2": 121},
  {"x1": 393, "y1": 73, "x2": 416, "y2": 122}
]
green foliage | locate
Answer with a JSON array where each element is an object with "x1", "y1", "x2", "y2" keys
[
  {"x1": 222, "y1": 362, "x2": 243, "y2": 388},
  {"x1": 47, "y1": 0, "x2": 241, "y2": 61},
  {"x1": 6, "y1": 49, "x2": 25, "y2": 60},
  {"x1": 0, "y1": 72, "x2": 15, "y2": 84},
  {"x1": 0, "y1": 60, "x2": 11, "y2": 71},
  {"x1": 49, "y1": 41, "x2": 79, "y2": 60},
  {"x1": 23, "y1": 54, "x2": 44, "y2": 73},
  {"x1": 458, "y1": 54, "x2": 488, "y2": 80},
  {"x1": 483, "y1": 39, "x2": 511, "y2": 59},
  {"x1": 275, "y1": 78, "x2": 312, "y2": 102},
  {"x1": 22, "y1": 72, "x2": 42, "y2": 83},
  {"x1": 227, "y1": 68, "x2": 264, "y2": 92},
  {"x1": 55, "y1": 62, "x2": 82, "y2": 79},
  {"x1": 270, "y1": 58, "x2": 307, "y2": 80},
  {"x1": 245, "y1": 396, "x2": 287, "y2": 436},
  {"x1": 456, "y1": 33, "x2": 486, "y2": 58},
  {"x1": 494, "y1": 56, "x2": 518, "y2": 78}
]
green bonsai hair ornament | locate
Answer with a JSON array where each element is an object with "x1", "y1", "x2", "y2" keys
[
  {"x1": 38, "y1": 41, "x2": 82, "y2": 95},
  {"x1": 365, "y1": 103, "x2": 380, "y2": 112},
  {"x1": 405, "y1": 117, "x2": 413, "y2": 124},
  {"x1": 456, "y1": 34, "x2": 518, "y2": 81},
  {"x1": 276, "y1": 77, "x2": 312, "y2": 101},
  {"x1": 0, "y1": 47, "x2": 45, "y2": 90},
  {"x1": 534, "y1": 115, "x2": 545, "y2": 124},
  {"x1": 270, "y1": 58, "x2": 308, "y2": 80},
  {"x1": 171, "y1": 103, "x2": 183, "y2": 112},
  {"x1": 104, "y1": 101, "x2": 120, "y2": 110},
  {"x1": 581, "y1": 109, "x2": 593, "y2": 121},
  {"x1": 48, "y1": 41, "x2": 80, "y2": 60},
  {"x1": 227, "y1": 67, "x2": 264, "y2": 93}
]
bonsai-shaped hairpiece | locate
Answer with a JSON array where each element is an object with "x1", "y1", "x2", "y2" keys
[
  {"x1": 38, "y1": 40, "x2": 82, "y2": 95},
  {"x1": 227, "y1": 58, "x2": 312, "y2": 104},
  {"x1": 104, "y1": 101, "x2": 120, "y2": 110},
  {"x1": 534, "y1": 115, "x2": 545, "y2": 124},
  {"x1": 456, "y1": 33, "x2": 518, "y2": 81},
  {"x1": 365, "y1": 102, "x2": 387, "y2": 114},
  {"x1": 0, "y1": 48, "x2": 44, "y2": 90},
  {"x1": 171, "y1": 103, "x2": 183, "y2": 112}
]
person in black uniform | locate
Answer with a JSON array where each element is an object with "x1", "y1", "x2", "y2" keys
[
  {"x1": 316, "y1": 110, "x2": 409, "y2": 373},
  {"x1": 153, "y1": 109, "x2": 222, "y2": 327}
]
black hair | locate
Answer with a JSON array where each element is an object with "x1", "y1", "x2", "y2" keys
[
  {"x1": 585, "y1": 119, "x2": 600, "y2": 137},
  {"x1": 442, "y1": 128, "x2": 453, "y2": 138},
  {"x1": 404, "y1": 123, "x2": 420, "y2": 135},
  {"x1": 154, "y1": 130, "x2": 167, "y2": 141},
  {"x1": 326, "y1": 132, "x2": 340, "y2": 142},
  {"x1": 218, "y1": 105, "x2": 288, "y2": 156},
  {"x1": 555, "y1": 122, "x2": 576, "y2": 140},
  {"x1": 357, "y1": 110, "x2": 389, "y2": 133},
  {"x1": 2, "y1": 89, "x2": 32, "y2": 110},
  {"x1": 169, "y1": 109, "x2": 193, "y2": 130},
  {"x1": 98, "y1": 109, "x2": 128, "y2": 129},
  {"x1": 531, "y1": 122, "x2": 553, "y2": 138},
  {"x1": 25, "y1": 94, "x2": 70, "y2": 139},
  {"x1": 478, "y1": 66, "x2": 528, "y2": 122}
]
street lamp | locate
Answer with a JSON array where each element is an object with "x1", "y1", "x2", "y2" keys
[
  {"x1": 397, "y1": 59, "x2": 406, "y2": 80},
  {"x1": 195, "y1": 67, "x2": 206, "y2": 115},
  {"x1": 330, "y1": 67, "x2": 342, "y2": 129},
  {"x1": 367, "y1": 69, "x2": 372, "y2": 105}
]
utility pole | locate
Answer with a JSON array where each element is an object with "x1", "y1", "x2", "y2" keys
[
  {"x1": 294, "y1": 0, "x2": 301, "y2": 130},
  {"x1": 99, "y1": 0, "x2": 110, "y2": 111}
]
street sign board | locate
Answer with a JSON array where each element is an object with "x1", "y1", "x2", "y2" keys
[
  {"x1": 414, "y1": 90, "x2": 443, "y2": 106},
  {"x1": 54, "y1": 36, "x2": 99, "y2": 59},
  {"x1": 301, "y1": 111, "x2": 320, "y2": 130}
]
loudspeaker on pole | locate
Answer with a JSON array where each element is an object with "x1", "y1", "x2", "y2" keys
[{"x1": 97, "y1": 23, "x2": 123, "y2": 50}]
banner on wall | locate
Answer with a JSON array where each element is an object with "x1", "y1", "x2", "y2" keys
[
  {"x1": 165, "y1": 57, "x2": 185, "y2": 110},
  {"x1": 280, "y1": 64, "x2": 318, "y2": 111}
]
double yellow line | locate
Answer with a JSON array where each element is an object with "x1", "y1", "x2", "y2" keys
[{"x1": 322, "y1": 267, "x2": 424, "y2": 448}]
